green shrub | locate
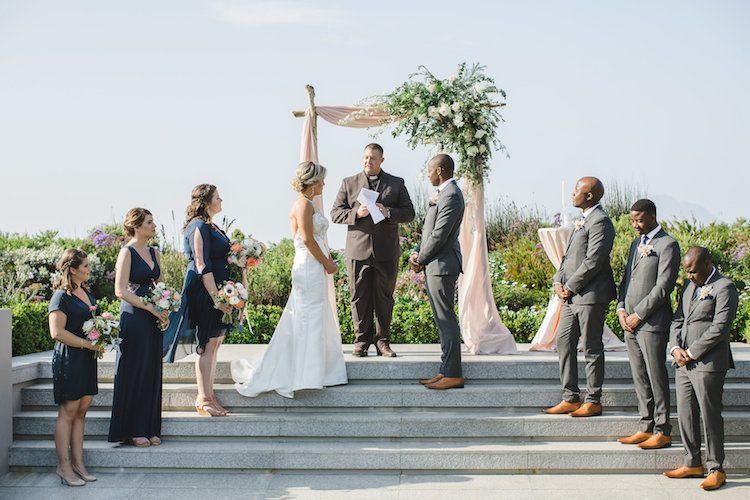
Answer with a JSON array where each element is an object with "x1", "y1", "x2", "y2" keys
[
  {"x1": 11, "y1": 301, "x2": 53, "y2": 357},
  {"x1": 390, "y1": 298, "x2": 439, "y2": 343},
  {"x1": 224, "y1": 304, "x2": 284, "y2": 344},
  {"x1": 498, "y1": 306, "x2": 545, "y2": 343},
  {"x1": 244, "y1": 239, "x2": 294, "y2": 306}
]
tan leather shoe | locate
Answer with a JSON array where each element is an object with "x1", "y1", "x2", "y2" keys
[
  {"x1": 664, "y1": 465, "x2": 706, "y2": 478},
  {"x1": 569, "y1": 402, "x2": 602, "y2": 417},
  {"x1": 638, "y1": 433, "x2": 671, "y2": 449},
  {"x1": 420, "y1": 374, "x2": 444, "y2": 385},
  {"x1": 352, "y1": 345, "x2": 369, "y2": 357},
  {"x1": 617, "y1": 431, "x2": 652, "y2": 444},
  {"x1": 700, "y1": 471, "x2": 726, "y2": 490},
  {"x1": 425, "y1": 376, "x2": 464, "y2": 389},
  {"x1": 376, "y1": 342, "x2": 397, "y2": 357},
  {"x1": 542, "y1": 401, "x2": 582, "y2": 414}
]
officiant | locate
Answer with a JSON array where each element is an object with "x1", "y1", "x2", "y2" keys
[{"x1": 331, "y1": 143, "x2": 415, "y2": 357}]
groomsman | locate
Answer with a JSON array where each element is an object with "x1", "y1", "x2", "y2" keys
[
  {"x1": 615, "y1": 199, "x2": 681, "y2": 449},
  {"x1": 331, "y1": 143, "x2": 415, "y2": 357},
  {"x1": 664, "y1": 246, "x2": 738, "y2": 491},
  {"x1": 543, "y1": 176, "x2": 616, "y2": 417},
  {"x1": 410, "y1": 154, "x2": 465, "y2": 390}
]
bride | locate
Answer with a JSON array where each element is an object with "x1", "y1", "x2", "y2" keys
[{"x1": 231, "y1": 162, "x2": 348, "y2": 398}]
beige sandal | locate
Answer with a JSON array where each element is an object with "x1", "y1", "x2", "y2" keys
[{"x1": 195, "y1": 398, "x2": 224, "y2": 417}]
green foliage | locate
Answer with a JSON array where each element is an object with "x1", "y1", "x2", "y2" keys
[
  {"x1": 600, "y1": 180, "x2": 647, "y2": 218},
  {"x1": 244, "y1": 239, "x2": 295, "y2": 306},
  {"x1": 498, "y1": 306, "x2": 545, "y2": 343},
  {"x1": 224, "y1": 304, "x2": 284, "y2": 344},
  {"x1": 11, "y1": 301, "x2": 53, "y2": 357},
  {"x1": 390, "y1": 298, "x2": 439, "y2": 343}
]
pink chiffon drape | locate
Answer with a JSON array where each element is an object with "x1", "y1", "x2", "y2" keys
[{"x1": 299, "y1": 105, "x2": 517, "y2": 354}]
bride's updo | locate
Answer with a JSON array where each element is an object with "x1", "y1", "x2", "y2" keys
[{"x1": 292, "y1": 161, "x2": 326, "y2": 192}]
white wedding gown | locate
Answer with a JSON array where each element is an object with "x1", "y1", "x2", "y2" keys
[{"x1": 231, "y1": 201, "x2": 348, "y2": 398}]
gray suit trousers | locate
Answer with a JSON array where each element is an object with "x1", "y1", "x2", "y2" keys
[
  {"x1": 425, "y1": 274, "x2": 462, "y2": 378},
  {"x1": 557, "y1": 302, "x2": 606, "y2": 404},
  {"x1": 675, "y1": 365, "x2": 726, "y2": 473},
  {"x1": 625, "y1": 330, "x2": 671, "y2": 435}
]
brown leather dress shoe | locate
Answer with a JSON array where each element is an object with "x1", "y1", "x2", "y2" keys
[
  {"x1": 542, "y1": 401, "x2": 581, "y2": 414},
  {"x1": 352, "y1": 345, "x2": 369, "y2": 357},
  {"x1": 664, "y1": 465, "x2": 706, "y2": 478},
  {"x1": 425, "y1": 376, "x2": 464, "y2": 389},
  {"x1": 569, "y1": 402, "x2": 602, "y2": 417},
  {"x1": 376, "y1": 343, "x2": 397, "y2": 357},
  {"x1": 617, "y1": 431, "x2": 652, "y2": 444},
  {"x1": 700, "y1": 471, "x2": 726, "y2": 490},
  {"x1": 420, "y1": 374, "x2": 444, "y2": 385},
  {"x1": 638, "y1": 433, "x2": 671, "y2": 449}
]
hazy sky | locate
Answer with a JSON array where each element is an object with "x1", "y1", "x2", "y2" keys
[{"x1": 1, "y1": 0, "x2": 748, "y2": 249}]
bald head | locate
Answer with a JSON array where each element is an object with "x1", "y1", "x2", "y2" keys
[
  {"x1": 427, "y1": 154, "x2": 455, "y2": 186},
  {"x1": 684, "y1": 246, "x2": 712, "y2": 266},
  {"x1": 683, "y1": 246, "x2": 714, "y2": 287},
  {"x1": 572, "y1": 176, "x2": 604, "y2": 209}
]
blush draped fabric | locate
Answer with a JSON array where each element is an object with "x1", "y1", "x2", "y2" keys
[
  {"x1": 298, "y1": 105, "x2": 518, "y2": 354},
  {"x1": 530, "y1": 227, "x2": 626, "y2": 352}
]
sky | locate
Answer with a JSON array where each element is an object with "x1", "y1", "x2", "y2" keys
[{"x1": 1, "y1": 0, "x2": 748, "y2": 250}]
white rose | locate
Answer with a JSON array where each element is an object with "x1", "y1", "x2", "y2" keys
[
  {"x1": 479, "y1": 144, "x2": 487, "y2": 153},
  {"x1": 83, "y1": 320, "x2": 93, "y2": 332},
  {"x1": 428, "y1": 106, "x2": 439, "y2": 118},
  {"x1": 451, "y1": 102, "x2": 460, "y2": 112},
  {"x1": 428, "y1": 84, "x2": 436, "y2": 93},
  {"x1": 414, "y1": 96, "x2": 422, "y2": 105},
  {"x1": 438, "y1": 103, "x2": 451, "y2": 117},
  {"x1": 453, "y1": 115, "x2": 464, "y2": 127},
  {"x1": 228, "y1": 296, "x2": 240, "y2": 306},
  {"x1": 158, "y1": 298, "x2": 170, "y2": 309},
  {"x1": 467, "y1": 146, "x2": 479, "y2": 157},
  {"x1": 475, "y1": 129, "x2": 485, "y2": 139}
]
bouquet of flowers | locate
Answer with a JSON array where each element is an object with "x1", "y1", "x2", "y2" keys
[
  {"x1": 141, "y1": 281, "x2": 182, "y2": 329},
  {"x1": 82, "y1": 307, "x2": 121, "y2": 359},
  {"x1": 214, "y1": 280, "x2": 248, "y2": 324},
  {"x1": 228, "y1": 236, "x2": 267, "y2": 270}
]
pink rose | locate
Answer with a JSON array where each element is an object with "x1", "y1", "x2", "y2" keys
[
  {"x1": 162, "y1": 290, "x2": 171, "y2": 299},
  {"x1": 87, "y1": 329, "x2": 101, "y2": 340},
  {"x1": 88, "y1": 305, "x2": 97, "y2": 312},
  {"x1": 101, "y1": 312, "x2": 115, "y2": 321}
]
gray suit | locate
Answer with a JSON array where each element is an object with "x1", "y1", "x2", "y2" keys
[
  {"x1": 331, "y1": 170, "x2": 415, "y2": 348},
  {"x1": 617, "y1": 229, "x2": 680, "y2": 435},
  {"x1": 415, "y1": 179, "x2": 465, "y2": 377},
  {"x1": 553, "y1": 205, "x2": 616, "y2": 404},
  {"x1": 670, "y1": 270, "x2": 738, "y2": 473}
]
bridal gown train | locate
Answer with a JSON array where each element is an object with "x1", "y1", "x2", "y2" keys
[{"x1": 231, "y1": 202, "x2": 348, "y2": 398}]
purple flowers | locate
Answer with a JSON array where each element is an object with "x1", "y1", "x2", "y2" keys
[{"x1": 89, "y1": 229, "x2": 123, "y2": 250}]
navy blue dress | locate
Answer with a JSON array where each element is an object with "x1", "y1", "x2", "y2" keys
[
  {"x1": 163, "y1": 219, "x2": 230, "y2": 360},
  {"x1": 108, "y1": 246, "x2": 162, "y2": 442},
  {"x1": 49, "y1": 288, "x2": 99, "y2": 405}
]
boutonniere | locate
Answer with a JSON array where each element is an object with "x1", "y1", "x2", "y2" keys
[
  {"x1": 638, "y1": 243, "x2": 655, "y2": 257},
  {"x1": 574, "y1": 218, "x2": 585, "y2": 232},
  {"x1": 698, "y1": 285, "x2": 714, "y2": 301},
  {"x1": 429, "y1": 190, "x2": 439, "y2": 205}
]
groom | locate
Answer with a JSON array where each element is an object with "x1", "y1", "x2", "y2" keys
[
  {"x1": 331, "y1": 143, "x2": 415, "y2": 357},
  {"x1": 410, "y1": 154, "x2": 465, "y2": 390}
]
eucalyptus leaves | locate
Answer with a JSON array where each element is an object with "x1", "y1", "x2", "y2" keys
[{"x1": 346, "y1": 63, "x2": 507, "y2": 186}]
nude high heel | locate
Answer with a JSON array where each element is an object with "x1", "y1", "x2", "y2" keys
[
  {"x1": 56, "y1": 466, "x2": 85, "y2": 487},
  {"x1": 71, "y1": 464, "x2": 97, "y2": 482}
]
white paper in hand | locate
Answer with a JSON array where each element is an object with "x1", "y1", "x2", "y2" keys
[{"x1": 357, "y1": 188, "x2": 385, "y2": 224}]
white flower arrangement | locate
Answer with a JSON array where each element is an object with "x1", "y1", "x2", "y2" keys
[{"x1": 698, "y1": 285, "x2": 714, "y2": 301}]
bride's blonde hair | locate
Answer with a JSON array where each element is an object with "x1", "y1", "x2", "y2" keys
[{"x1": 292, "y1": 161, "x2": 326, "y2": 192}]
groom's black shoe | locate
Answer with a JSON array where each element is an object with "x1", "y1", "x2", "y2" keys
[
  {"x1": 376, "y1": 342, "x2": 397, "y2": 357},
  {"x1": 352, "y1": 345, "x2": 369, "y2": 357}
]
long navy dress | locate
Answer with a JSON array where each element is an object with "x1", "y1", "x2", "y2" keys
[
  {"x1": 163, "y1": 219, "x2": 231, "y2": 360},
  {"x1": 108, "y1": 246, "x2": 162, "y2": 442},
  {"x1": 49, "y1": 288, "x2": 100, "y2": 404}
]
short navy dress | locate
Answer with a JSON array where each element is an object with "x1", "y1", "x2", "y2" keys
[
  {"x1": 49, "y1": 288, "x2": 99, "y2": 405},
  {"x1": 163, "y1": 219, "x2": 230, "y2": 360},
  {"x1": 108, "y1": 246, "x2": 163, "y2": 442}
]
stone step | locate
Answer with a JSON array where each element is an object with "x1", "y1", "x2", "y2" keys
[
  {"x1": 20, "y1": 344, "x2": 750, "y2": 384},
  {"x1": 9, "y1": 438, "x2": 750, "y2": 473},
  {"x1": 13, "y1": 409, "x2": 750, "y2": 440},
  {"x1": 21, "y1": 382, "x2": 750, "y2": 410}
]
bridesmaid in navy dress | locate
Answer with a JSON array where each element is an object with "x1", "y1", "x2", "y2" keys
[
  {"x1": 166, "y1": 184, "x2": 233, "y2": 416},
  {"x1": 108, "y1": 208, "x2": 169, "y2": 447},
  {"x1": 48, "y1": 248, "x2": 103, "y2": 486}
]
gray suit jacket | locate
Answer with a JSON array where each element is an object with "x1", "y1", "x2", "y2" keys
[
  {"x1": 553, "y1": 205, "x2": 616, "y2": 304},
  {"x1": 330, "y1": 170, "x2": 415, "y2": 262},
  {"x1": 415, "y1": 180, "x2": 465, "y2": 276},
  {"x1": 670, "y1": 271, "x2": 738, "y2": 372},
  {"x1": 617, "y1": 228, "x2": 681, "y2": 332}
]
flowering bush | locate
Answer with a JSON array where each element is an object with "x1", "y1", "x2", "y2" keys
[{"x1": 350, "y1": 62, "x2": 507, "y2": 186}]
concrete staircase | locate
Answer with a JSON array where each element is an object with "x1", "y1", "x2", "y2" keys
[{"x1": 9, "y1": 344, "x2": 750, "y2": 473}]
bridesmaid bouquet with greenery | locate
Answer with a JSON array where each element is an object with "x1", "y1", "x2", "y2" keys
[
  {"x1": 141, "y1": 281, "x2": 182, "y2": 329},
  {"x1": 228, "y1": 235, "x2": 267, "y2": 270},
  {"x1": 214, "y1": 280, "x2": 248, "y2": 324},
  {"x1": 82, "y1": 307, "x2": 121, "y2": 359}
]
